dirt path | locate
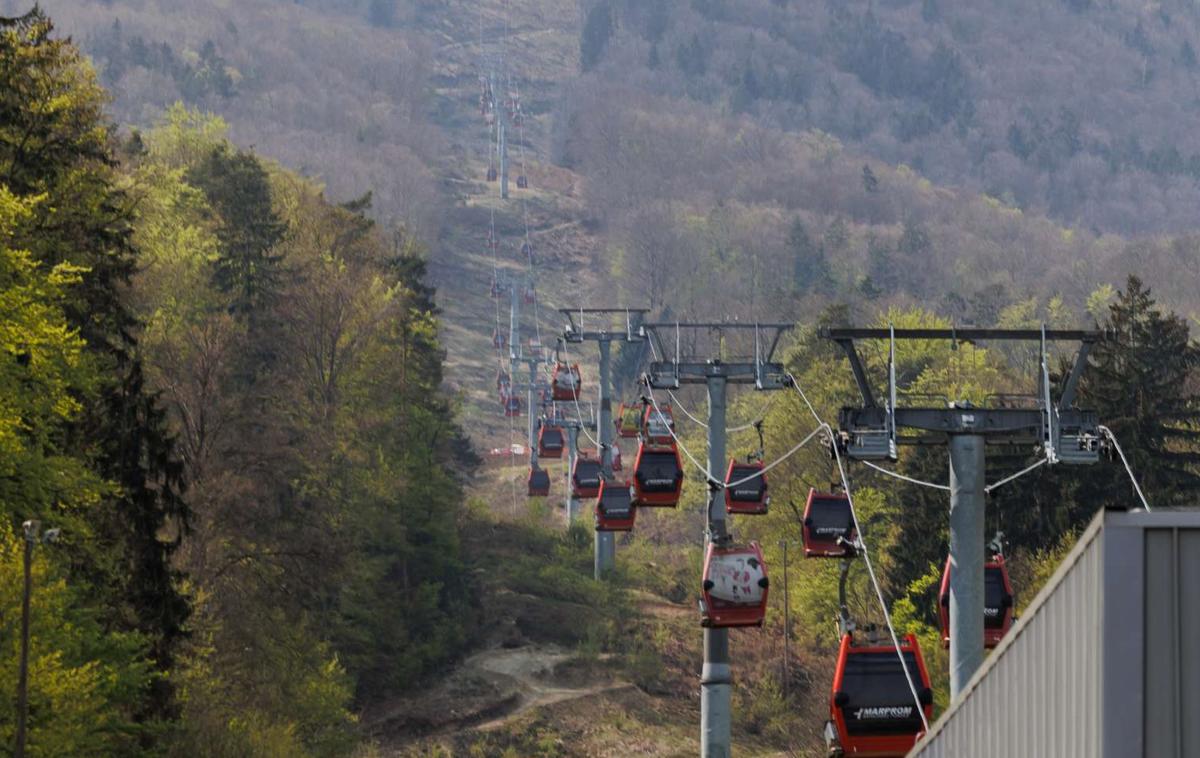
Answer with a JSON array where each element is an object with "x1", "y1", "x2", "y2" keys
[
  {"x1": 470, "y1": 646, "x2": 634, "y2": 731},
  {"x1": 367, "y1": 643, "x2": 634, "y2": 749}
]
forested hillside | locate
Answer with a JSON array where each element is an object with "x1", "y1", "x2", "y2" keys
[
  {"x1": 3, "y1": 0, "x2": 1200, "y2": 756},
  {"x1": 575, "y1": 0, "x2": 1200, "y2": 235},
  {"x1": 1, "y1": 10, "x2": 476, "y2": 755}
]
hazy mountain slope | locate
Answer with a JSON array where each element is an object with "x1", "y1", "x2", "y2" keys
[
  {"x1": 7, "y1": 0, "x2": 446, "y2": 239},
  {"x1": 581, "y1": 0, "x2": 1200, "y2": 235}
]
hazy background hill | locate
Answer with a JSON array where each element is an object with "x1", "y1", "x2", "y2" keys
[{"x1": 577, "y1": 0, "x2": 1200, "y2": 236}]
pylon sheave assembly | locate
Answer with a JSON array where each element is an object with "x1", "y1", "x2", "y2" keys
[{"x1": 700, "y1": 541, "x2": 769, "y2": 628}]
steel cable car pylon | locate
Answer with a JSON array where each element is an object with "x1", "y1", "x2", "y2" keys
[
  {"x1": 822, "y1": 324, "x2": 1107, "y2": 699},
  {"x1": 642, "y1": 320, "x2": 792, "y2": 758},
  {"x1": 560, "y1": 308, "x2": 649, "y2": 580}
]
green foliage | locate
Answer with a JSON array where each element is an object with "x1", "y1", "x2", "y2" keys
[
  {"x1": 1, "y1": 9, "x2": 190, "y2": 725},
  {"x1": 186, "y1": 145, "x2": 285, "y2": 315},
  {"x1": 0, "y1": 525, "x2": 158, "y2": 756}
]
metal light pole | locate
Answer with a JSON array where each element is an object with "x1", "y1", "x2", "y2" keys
[
  {"x1": 701, "y1": 374, "x2": 731, "y2": 758},
  {"x1": 15, "y1": 520, "x2": 56, "y2": 758},
  {"x1": 948, "y1": 434, "x2": 985, "y2": 697},
  {"x1": 595, "y1": 339, "x2": 615, "y2": 578},
  {"x1": 14, "y1": 520, "x2": 36, "y2": 758},
  {"x1": 780, "y1": 539, "x2": 790, "y2": 700},
  {"x1": 566, "y1": 425, "x2": 580, "y2": 523}
]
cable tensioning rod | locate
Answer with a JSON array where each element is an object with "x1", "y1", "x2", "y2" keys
[{"x1": 861, "y1": 460, "x2": 952, "y2": 492}]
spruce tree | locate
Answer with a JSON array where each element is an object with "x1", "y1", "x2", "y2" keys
[{"x1": 1075, "y1": 276, "x2": 1200, "y2": 509}]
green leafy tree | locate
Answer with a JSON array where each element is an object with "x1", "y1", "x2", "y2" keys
[{"x1": 0, "y1": 11, "x2": 189, "y2": 726}]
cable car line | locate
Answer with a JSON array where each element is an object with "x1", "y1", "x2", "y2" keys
[
  {"x1": 860, "y1": 459, "x2": 952, "y2": 491},
  {"x1": 983, "y1": 458, "x2": 1047, "y2": 495},
  {"x1": 641, "y1": 377, "x2": 825, "y2": 490},
  {"x1": 828, "y1": 422, "x2": 932, "y2": 732},
  {"x1": 782, "y1": 370, "x2": 930, "y2": 731},
  {"x1": 1098, "y1": 425, "x2": 1152, "y2": 511}
]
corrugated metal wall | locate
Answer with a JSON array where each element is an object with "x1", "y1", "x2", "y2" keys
[
  {"x1": 910, "y1": 511, "x2": 1200, "y2": 758},
  {"x1": 911, "y1": 518, "x2": 1105, "y2": 758},
  {"x1": 1143, "y1": 527, "x2": 1200, "y2": 758}
]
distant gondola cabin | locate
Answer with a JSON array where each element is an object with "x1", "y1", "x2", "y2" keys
[
  {"x1": 632, "y1": 442, "x2": 684, "y2": 507},
  {"x1": 724, "y1": 459, "x2": 769, "y2": 515},
  {"x1": 642, "y1": 404, "x2": 675, "y2": 445},
  {"x1": 701, "y1": 542, "x2": 769, "y2": 628},
  {"x1": 827, "y1": 633, "x2": 933, "y2": 758},
  {"x1": 595, "y1": 479, "x2": 636, "y2": 532},
  {"x1": 571, "y1": 456, "x2": 602, "y2": 499},
  {"x1": 527, "y1": 467, "x2": 550, "y2": 497},
  {"x1": 504, "y1": 394, "x2": 521, "y2": 418},
  {"x1": 538, "y1": 425, "x2": 565, "y2": 459},
  {"x1": 551, "y1": 363, "x2": 582, "y2": 401},
  {"x1": 937, "y1": 554, "x2": 1015, "y2": 649},
  {"x1": 803, "y1": 489, "x2": 857, "y2": 558}
]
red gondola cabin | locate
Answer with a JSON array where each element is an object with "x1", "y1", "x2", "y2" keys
[
  {"x1": 701, "y1": 542, "x2": 769, "y2": 628},
  {"x1": 803, "y1": 489, "x2": 857, "y2": 558},
  {"x1": 724, "y1": 459, "x2": 769, "y2": 515},
  {"x1": 610, "y1": 446, "x2": 623, "y2": 472},
  {"x1": 595, "y1": 479, "x2": 636, "y2": 531},
  {"x1": 632, "y1": 442, "x2": 684, "y2": 507},
  {"x1": 937, "y1": 554, "x2": 1015, "y2": 649},
  {"x1": 504, "y1": 394, "x2": 522, "y2": 418},
  {"x1": 551, "y1": 363, "x2": 582, "y2": 401},
  {"x1": 642, "y1": 404, "x2": 675, "y2": 445},
  {"x1": 527, "y1": 467, "x2": 550, "y2": 497},
  {"x1": 827, "y1": 633, "x2": 933, "y2": 758},
  {"x1": 537, "y1": 425, "x2": 565, "y2": 459},
  {"x1": 571, "y1": 456, "x2": 602, "y2": 499}
]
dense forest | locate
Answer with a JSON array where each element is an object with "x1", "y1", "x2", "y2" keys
[
  {"x1": 3, "y1": 1, "x2": 1200, "y2": 756},
  {"x1": 0, "y1": 10, "x2": 476, "y2": 755}
]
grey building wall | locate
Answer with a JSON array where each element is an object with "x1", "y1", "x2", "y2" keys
[{"x1": 909, "y1": 509, "x2": 1200, "y2": 758}]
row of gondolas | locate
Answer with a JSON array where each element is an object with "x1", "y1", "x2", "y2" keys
[{"x1": 514, "y1": 364, "x2": 1016, "y2": 756}]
